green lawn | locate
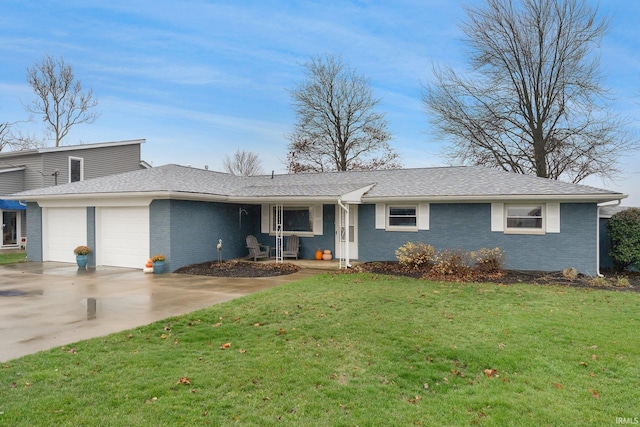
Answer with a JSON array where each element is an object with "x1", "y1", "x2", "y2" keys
[
  {"x1": 0, "y1": 252, "x2": 26, "y2": 265},
  {"x1": 1, "y1": 273, "x2": 638, "y2": 426}
]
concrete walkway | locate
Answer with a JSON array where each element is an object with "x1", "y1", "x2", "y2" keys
[{"x1": 0, "y1": 261, "x2": 326, "y2": 362}]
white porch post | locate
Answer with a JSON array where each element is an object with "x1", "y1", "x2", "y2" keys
[
  {"x1": 337, "y1": 199, "x2": 350, "y2": 269},
  {"x1": 275, "y1": 203, "x2": 283, "y2": 263}
]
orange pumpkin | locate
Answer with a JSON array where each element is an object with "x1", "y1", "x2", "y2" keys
[{"x1": 145, "y1": 259, "x2": 153, "y2": 268}]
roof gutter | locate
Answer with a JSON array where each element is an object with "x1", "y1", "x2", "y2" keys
[{"x1": 363, "y1": 194, "x2": 627, "y2": 204}]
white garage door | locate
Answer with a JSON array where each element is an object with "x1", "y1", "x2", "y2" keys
[
  {"x1": 97, "y1": 206, "x2": 149, "y2": 269},
  {"x1": 43, "y1": 207, "x2": 87, "y2": 263}
]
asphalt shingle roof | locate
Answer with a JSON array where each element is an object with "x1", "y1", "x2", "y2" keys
[{"x1": 10, "y1": 163, "x2": 624, "y2": 202}]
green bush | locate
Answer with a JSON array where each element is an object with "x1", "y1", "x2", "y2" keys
[
  {"x1": 395, "y1": 242, "x2": 435, "y2": 270},
  {"x1": 607, "y1": 208, "x2": 640, "y2": 271}
]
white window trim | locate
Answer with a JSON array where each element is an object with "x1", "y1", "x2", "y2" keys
[
  {"x1": 376, "y1": 203, "x2": 429, "y2": 232},
  {"x1": 261, "y1": 204, "x2": 322, "y2": 236},
  {"x1": 68, "y1": 156, "x2": 84, "y2": 183},
  {"x1": 386, "y1": 205, "x2": 418, "y2": 232},
  {"x1": 504, "y1": 203, "x2": 546, "y2": 235}
]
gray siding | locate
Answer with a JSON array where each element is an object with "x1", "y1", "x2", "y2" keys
[
  {"x1": 42, "y1": 144, "x2": 142, "y2": 184},
  {"x1": 0, "y1": 170, "x2": 25, "y2": 196},
  {"x1": 25, "y1": 202, "x2": 42, "y2": 261},
  {"x1": 1, "y1": 142, "x2": 143, "y2": 193},
  {"x1": 358, "y1": 203, "x2": 598, "y2": 275}
]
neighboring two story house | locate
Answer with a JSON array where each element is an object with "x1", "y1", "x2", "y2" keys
[{"x1": 0, "y1": 139, "x2": 147, "y2": 250}]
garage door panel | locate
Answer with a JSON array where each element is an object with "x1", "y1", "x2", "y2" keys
[
  {"x1": 97, "y1": 207, "x2": 149, "y2": 269},
  {"x1": 44, "y1": 208, "x2": 87, "y2": 263}
]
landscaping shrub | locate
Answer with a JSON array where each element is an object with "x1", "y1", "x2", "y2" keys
[
  {"x1": 562, "y1": 267, "x2": 578, "y2": 280},
  {"x1": 470, "y1": 247, "x2": 505, "y2": 272},
  {"x1": 395, "y1": 242, "x2": 435, "y2": 271},
  {"x1": 607, "y1": 207, "x2": 640, "y2": 271},
  {"x1": 431, "y1": 249, "x2": 472, "y2": 277}
]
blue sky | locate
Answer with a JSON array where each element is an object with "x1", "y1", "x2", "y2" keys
[{"x1": 1, "y1": 0, "x2": 638, "y2": 205}]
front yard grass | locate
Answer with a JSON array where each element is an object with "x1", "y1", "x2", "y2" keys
[
  {"x1": 1, "y1": 273, "x2": 638, "y2": 425},
  {"x1": 0, "y1": 252, "x2": 26, "y2": 265}
]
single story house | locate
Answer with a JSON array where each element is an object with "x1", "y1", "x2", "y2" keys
[
  {"x1": 0, "y1": 139, "x2": 148, "y2": 249},
  {"x1": 7, "y1": 164, "x2": 625, "y2": 275}
]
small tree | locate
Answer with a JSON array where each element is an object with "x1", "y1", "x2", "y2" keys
[
  {"x1": 607, "y1": 208, "x2": 640, "y2": 271},
  {"x1": 0, "y1": 121, "x2": 44, "y2": 152},
  {"x1": 222, "y1": 149, "x2": 264, "y2": 176},
  {"x1": 26, "y1": 55, "x2": 99, "y2": 147},
  {"x1": 286, "y1": 54, "x2": 400, "y2": 172}
]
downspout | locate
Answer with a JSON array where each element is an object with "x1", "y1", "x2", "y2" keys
[
  {"x1": 337, "y1": 198, "x2": 350, "y2": 268},
  {"x1": 596, "y1": 199, "x2": 622, "y2": 277}
]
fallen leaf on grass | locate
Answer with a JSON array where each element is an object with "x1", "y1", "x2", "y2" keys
[
  {"x1": 212, "y1": 322, "x2": 222, "y2": 327},
  {"x1": 160, "y1": 334, "x2": 167, "y2": 339},
  {"x1": 177, "y1": 377, "x2": 191, "y2": 385},
  {"x1": 498, "y1": 343, "x2": 506, "y2": 349},
  {"x1": 483, "y1": 369, "x2": 498, "y2": 378},
  {"x1": 588, "y1": 388, "x2": 600, "y2": 399},
  {"x1": 278, "y1": 328, "x2": 286, "y2": 335},
  {"x1": 552, "y1": 383, "x2": 563, "y2": 389},
  {"x1": 579, "y1": 361, "x2": 588, "y2": 367},
  {"x1": 238, "y1": 349, "x2": 247, "y2": 354},
  {"x1": 591, "y1": 354, "x2": 597, "y2": 361},
  {"x1": 220, "y1": 342, "x2": 231, "y2": 349},
  {"x1": 407, "y1": 395, "x2": 421, "y2": 404}
]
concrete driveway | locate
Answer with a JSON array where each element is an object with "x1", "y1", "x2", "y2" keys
[{"x1": 0, "y1": 261, "x2": 320, "y2": 362}]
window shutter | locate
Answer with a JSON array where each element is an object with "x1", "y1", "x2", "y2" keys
[
  {"x1": 418, "y1": 203, "x2": 430, "y2": 230},
  {"x1": 261, "y1": 204, "x2": 269, "y2": 233},
  {"x1": 375, "y1": 204, "x2": 385, "y2": 229},
  {"x1": 491, "y1": 203, "x2": 504, "y2": 232},
  {"x1": 313, "y1": 204, "x2": 323, "y2": 235},
  {"x1": 546, "y1": 203, "x2": 560, "y2": 233}
]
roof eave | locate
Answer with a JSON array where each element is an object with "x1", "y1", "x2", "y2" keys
[{"x1": 363, "y1": 194, "x2": 627, "y2": 203}]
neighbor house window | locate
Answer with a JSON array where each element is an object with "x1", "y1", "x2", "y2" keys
[
  {"x1": 272, "y1": 206, "x2": 313, "y2": 233},
  {"x1": 387, "y1": 206, "x2": 417, "y2": 229},
  {"x1": 69, "y1": 157, "x2": 84, "y2": 183},
  {"x1": 505, "y1": 205, "x2": 544, "y2": 233}
]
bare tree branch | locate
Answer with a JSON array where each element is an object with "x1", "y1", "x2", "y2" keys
[
  {"x1": 423, "y1": 0, "x2": 637, "y2": 183},
  {"x1": 222, "y1": 149, "x2": 265, "y2": 176},
  {"x1": 286, "y1": 54, "x2": 401, "y2": 173},
  {"x1": 0, "y1": 120, "x2": 45, "y2": 152},
  {"x1": 26, "y1": 55, "x2": 99, "y2": 147}
]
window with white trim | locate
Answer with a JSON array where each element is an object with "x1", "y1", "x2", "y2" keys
[
  {"x1": 505, "y1": 204, "x2": 544, "y2": 233},
  {"x1": 69, "y1": 157, "x2": 84, "y2": 183},
  {"x1": 272, "y1": 206, "x2": 313, "y2": 233},
  {"x1": 387, "y1": 205, "x2": 417, "y2": 230},
  {"x1": 262, "y1": 204, "x2": 323, "y2": 236}
]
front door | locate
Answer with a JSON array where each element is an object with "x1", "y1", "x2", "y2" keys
[
  {"x1": 335, "y1": 204, "x2": 358, "y2": 260},
  {"x1": 2, "y1": 211, "x2": 18, "y2": 246}
]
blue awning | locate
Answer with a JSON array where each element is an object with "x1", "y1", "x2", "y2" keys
[{"x1": 0, "y1": 199, "x2": 26, "y2": 210}]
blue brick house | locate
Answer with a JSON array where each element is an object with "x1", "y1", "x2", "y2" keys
[{"x1": 8, "y1": 164, "x2": 625, "y2": 275}]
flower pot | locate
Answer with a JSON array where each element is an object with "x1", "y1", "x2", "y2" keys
[
  {"x1": 76, "y1": 255, "x2": 88, "y2": 269},
  {"x1": 152, "y1": 261, "x2": 165, "y2": 274},
  {"x1": 322, "y1": 249, "x2": 332, "y2": 261}
]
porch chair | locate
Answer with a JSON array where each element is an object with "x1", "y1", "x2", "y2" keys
[
  {"x1": 246, "y1": 235, "x2": 270, "y2": 261},
  {"x1": 282, "y1": 235, "x2": 300, "y2": 260}
]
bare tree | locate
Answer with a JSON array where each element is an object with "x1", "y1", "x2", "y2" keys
[
  {"x1": 0, "y1": 120, "x2": 44, "y2": 152},
  {"x1": 423, "y1": 0, "x2": 636, "y2": 183},
  {"x1": 26, "y1": 55, "x2": 99, "y2": 147},
  {"x1": 222, "y1": 149, "x2": 265, "y2": 176},
  {"x1": 286, "y1": 54, "x2": 400, "y2": 173}
]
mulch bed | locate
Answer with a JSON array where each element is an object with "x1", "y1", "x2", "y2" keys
[
  {"x1": 174, "y1": 260, "x2": 301, "y2": 277},
  {"x1": 350, "y1": 261, "x2": 640, "y2": 292},
  {"x1": 175, "y1": 259, "x2": 640, "y2": 292}
]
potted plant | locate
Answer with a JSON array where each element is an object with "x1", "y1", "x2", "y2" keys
[
  {"x1": 73, "y1": 245, "x2": 91, "y2": 269},
  {"x1": 150, "y1": 254, "x2": 166, "y2": 274}
]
